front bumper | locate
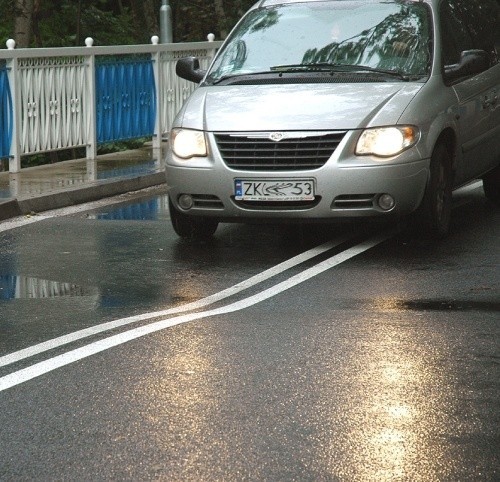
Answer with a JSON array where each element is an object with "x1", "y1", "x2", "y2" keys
[
  {"x1": 166, "y1": 161, "x2": 429, "y2": 222},
  {"x1": 166, "y1": 130, "x2": 430, "y2": 222}
]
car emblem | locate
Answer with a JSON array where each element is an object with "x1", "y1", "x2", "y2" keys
[{"x1": 269, "y1": 132, "x2": 285, "y2": 142}]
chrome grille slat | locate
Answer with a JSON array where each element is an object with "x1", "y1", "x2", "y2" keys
[{"x1": 215, "y1": 132, "x2": 346, "y2": 171}]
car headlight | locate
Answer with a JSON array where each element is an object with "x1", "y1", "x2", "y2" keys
[
  {"x1": 171, "y1": 128, "x2": 207, "y2": 159},
  {"x1": 356, "y1": 126, "x2": 419, "y2": 157}
]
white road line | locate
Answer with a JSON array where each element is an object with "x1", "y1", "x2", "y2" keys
[
  {"x1": 0, "y1": 235, "x2": 352, "y2": 368},
  {"x1": 0, "y1": 231, "x2": 392, "y2": 392},
  {"x1": 0, "y1": 192, "x2": 155, "y2": 233},
  {"x1": 0, "y1": 181, "x2": 484, "y2": 370}
]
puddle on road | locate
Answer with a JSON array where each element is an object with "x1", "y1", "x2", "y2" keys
[
  {"x1": 0, "y1": 274, "x2": 97, "y2": 300},
  {"x1": 0, "y1": 158, "x2": 161, "y2": 199},
  {"x1": 370, "y1": 297, "x2": 500, "y2": 313},
  {"x1": 97, "y1": 160, "x2": 159, "y2": 180},
  {"x1": 88, "y1": 197, "x2": 169, "y2": 221},
  {"x1": 399, "y1": 299, "x2": 500, "y2": 313}
]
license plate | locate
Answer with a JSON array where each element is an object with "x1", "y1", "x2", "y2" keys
[{"x1": 235, "y1": 179, "x2": 315, "y2": 201}]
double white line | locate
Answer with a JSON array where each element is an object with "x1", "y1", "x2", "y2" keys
[{"x1": 0, "y1": 231, "x2": 393, "y2": 392}]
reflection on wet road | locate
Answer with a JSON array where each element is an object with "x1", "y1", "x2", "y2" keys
[
  {"x1": 0, "y1": 231, "x2": 392, "y2": 385},
  {"x1": 88, "y1": 197, "x2": 166, "y2": 221},
  {"x1": 0, "y1": 151, "x2": 161, "y2": 200},
  {"x1": 0, "y1": 186, "x2": 498, "y2": 480},
  {"x1": 0, "y1": 274, "x2": 97, "y2": 300}
]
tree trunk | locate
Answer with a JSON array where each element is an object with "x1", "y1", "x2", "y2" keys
[
  {"x1": 214, "y1": 0, "x2": 228, "y2": 38},
  {"x1": 129, "y1": 0, "x2": 146, "y2": 42},
  {"x1": 129, "y1": 0, "x2": 158, "y2": 43},
  {"x1": 32, "y1": 0, "x2": 42, "y2": 47},
  {"x1": 75, "y1": 0, "x2": 82, "y2": 46},
  {"x1": 14, "y1": 0, "x2": 34, "y2": 48},
  {"x1": 143, "y1": 0, "x2": 159, "y2": 40}
]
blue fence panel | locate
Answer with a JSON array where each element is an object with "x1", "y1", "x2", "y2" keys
[
  {"x1": 96, "y1": 57, "x2": 156, "y2": 144},
  {"x1": 0, "y1": 63, "x2": 13, "y2": 159}
]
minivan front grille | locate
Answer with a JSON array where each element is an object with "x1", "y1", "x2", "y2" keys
[{"x1": 214, "y1": 132, "x2": 346, "y2": 171}]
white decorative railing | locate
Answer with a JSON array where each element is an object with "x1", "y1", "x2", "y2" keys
[
  {"x1": 0, "y1": 36, "x2": 222, "y2": 173},
  {"x1": 19, "y1": 55, "x2": 90, "y2": 155}
]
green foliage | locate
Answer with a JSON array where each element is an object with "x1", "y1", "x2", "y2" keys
[
  {"x1": 20, "y1": 138, "x2": 149, "y2": 169},
  {"x1": 171, "y1": 0, "x2": 256, "y2": 41},
  {"x1": 1, "y1": 0, "x2": 259, "y2": 47},
  {"x1": 96, "y1": 138, "x2": 150, "y2": 154},
  {"x1": 36, "y1": 1, "x2": 136, "y2": 47},
  {"x1": 0, "y1": 0, "x2": 15, "y2": 41},
  {"x1": 2, "y1": 0, "x2": 140, "y2": 47}
]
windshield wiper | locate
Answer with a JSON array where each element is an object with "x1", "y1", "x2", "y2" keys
[
  {"x1": 205, "y1": 71, "x2": 277, "y2": 86},
  {"x1": 270, "y1": 63, "x2": 413, "y2": 81},
  {"x1": 205, "y1": 63, "x2": 423, "y2": 86}
]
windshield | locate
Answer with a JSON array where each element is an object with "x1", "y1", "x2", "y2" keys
[{"x1": 206, "y1": 0, "x2": 432, "y2": 83}]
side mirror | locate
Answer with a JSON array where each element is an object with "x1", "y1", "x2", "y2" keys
[
  {"x1": 176, "y1": 57, "x2": 206, "y2": 83},
  {"x1": 444, "y1": 49, "x2": 490, "y2": 83}
]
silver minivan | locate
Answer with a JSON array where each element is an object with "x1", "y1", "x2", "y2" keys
[{"x1": 166, "y1": 0, "x2": 500, "y2": 238}]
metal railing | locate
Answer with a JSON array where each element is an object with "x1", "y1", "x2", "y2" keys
[{"x1": 0, "y1": 36, "x2": 222, "y2": 172}]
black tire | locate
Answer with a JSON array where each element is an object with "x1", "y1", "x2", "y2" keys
[
  {"x1": 414, "y1": 142, "x2": 453, "y2": 239},
  {"x1": 168, "y1": 198, "x2": 218, "y2": 239},
  {"x1": 482, "y1": 165, "x2": 500, "y2": 206}
]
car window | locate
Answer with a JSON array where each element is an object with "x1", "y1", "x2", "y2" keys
[
  {"x1": 459, "y1": 0, "x2": 500, "y2": 65},
  {"x1": 207, "y1": 0, "x2": 432, "y2": 82},
  {"x1": 442, "y1": 0, "x2": 500, "y2": 67},
  {"x1": 439, "y1": 1, "x2": 473, "y2": 66}
]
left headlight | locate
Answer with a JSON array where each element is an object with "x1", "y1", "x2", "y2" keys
[
  {"x1": 356, "y1": 126, "x2": 419, "y2": 157},
  {"x1": 171, "y1": 128, "x2": 208, "y2": 159}
]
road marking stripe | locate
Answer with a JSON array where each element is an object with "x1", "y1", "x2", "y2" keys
[
  {"x1": 0, "y1": 236, "x2": 352, "y2": 368},
  {"x1": 0, "y1": 194, "x2": 154, "y2": 233},
  {"x1": 0, "y1": 179, "x2": 484, "y2": 367},
  {"x1": 0, "y1": 231, "x2": 392, "y2": 392}
]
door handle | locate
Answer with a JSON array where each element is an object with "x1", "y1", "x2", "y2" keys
[{"x1": 486, "y1": 90, "x2": 498, "y2": 108}]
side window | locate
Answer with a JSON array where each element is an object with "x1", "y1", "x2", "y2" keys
[
  {"x1": 456, "y1": 0, "x2": 500, "y2": 66},
  {"x1": 439, "y1": 1, "x2": 473, "y2": 66}
]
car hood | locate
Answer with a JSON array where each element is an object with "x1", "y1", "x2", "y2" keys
[{"x1": 177, "y1": 82, "x2": 424, "y2": 131}]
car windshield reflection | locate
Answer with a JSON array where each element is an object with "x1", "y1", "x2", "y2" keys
[{"x1": 207, "y1": 0, "x2": 431, "y2": 84}]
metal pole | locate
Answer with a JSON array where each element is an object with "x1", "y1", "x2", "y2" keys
[
  {"x1": 6, "y1": 40, "x2": 21, "y2": 173},
  {"x1": 160, "y1": 0, "x2": 173, "y2": 44}
]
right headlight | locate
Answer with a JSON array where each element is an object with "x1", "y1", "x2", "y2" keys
[
  {"x1": 356, "y1": 126, "x2": 419, "y2": 157},
  {"x1": 171, "y1": 128, "x2": 208, "y2": 159}
]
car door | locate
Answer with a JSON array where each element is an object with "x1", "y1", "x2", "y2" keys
[
  {"x1": 460, "y1": 0, "x2": 500, "y2": 175},
  {"x1": 474, "y1": 0, "x2": 500, "y2": 172},
  {"x1": 439, "y1": 0, "x2": 498, "y2": 184}
]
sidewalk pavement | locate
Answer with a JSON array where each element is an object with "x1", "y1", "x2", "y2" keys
[{"x1": 0, "y1": 145, "x2": 167, "y2": 222}]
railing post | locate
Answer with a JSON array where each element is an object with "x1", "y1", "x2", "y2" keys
[
  {"x1": 207, "y1": 33, "x2": 217, "y2": 59},
  {"x1": 151, "y1": 36, "x2": 163, "y2": 150},
  {"x1": 6, "y1": 39, "x2": 21, "y2": 173},
  {"x1": 85, "y1": 37, "x2": 97, "y2": 160}
]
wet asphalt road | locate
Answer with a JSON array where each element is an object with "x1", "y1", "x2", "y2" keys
[{"x1": 0, "y1": 183, "x2": 499, "y2": 481}]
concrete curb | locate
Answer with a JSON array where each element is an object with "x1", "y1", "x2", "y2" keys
[
  {"x1": 0, "y1": 198, "x2": 22, "y2": 221},
  {"x1": 1, "y1": 171, "x2": 166, "y2": 221}
]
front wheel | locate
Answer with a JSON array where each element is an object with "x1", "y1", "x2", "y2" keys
[
  {"x1": 482, "y1": 165, "x2": 500, "y2": 206},
  {"x1": 413, "y1": 142, "x2": 453, "y2": 239},
  {"x1": 168, "y1": 198, "x2": 218, "y2": 239}
]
